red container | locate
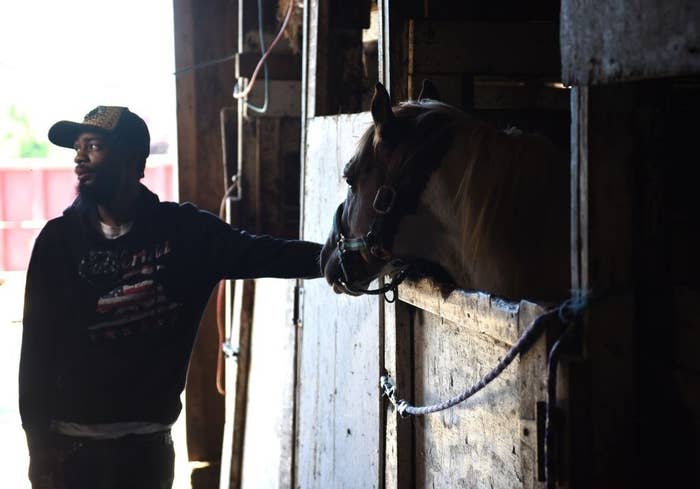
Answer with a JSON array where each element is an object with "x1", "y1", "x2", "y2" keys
[{"x1": 0, "y1": 157, "x2": 174, "y2": 271}]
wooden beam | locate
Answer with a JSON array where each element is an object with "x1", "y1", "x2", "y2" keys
[
  {"x1": 423, "y1": 1, "x2": 559, "y2": 21},
  {"x1": 379, "y1": 0, "x2": 411, "y2": 102},
  {"x1": 173, "y1": 0, "x2": 238, "y2": 475},
  {"x1": 411, "y1": 21, "x2": 560, "y2": 77},
  {"x1": 561, "y1": 0, "x2": 700, "y2": 85},
  {"x1": 383, "y1": 299, "x2": 415, "y2": 489},
  {"x1": 399, "y1": 278, "x2": 534, "y2": 346},
  {"x1": 567, "y1": 84, "x2": 641, "y2": 487},
  {"x1": 236, "y1": 53, "x2": 301, "y2": 80}
]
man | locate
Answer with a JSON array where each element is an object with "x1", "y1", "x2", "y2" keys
[{"x1": 20, "y1": 106, "x2": 321, "y2": 488}]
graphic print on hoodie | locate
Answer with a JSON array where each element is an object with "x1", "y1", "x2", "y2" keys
[{"x1": 78, "y1": 240, "x2": 181, "y2": 343}]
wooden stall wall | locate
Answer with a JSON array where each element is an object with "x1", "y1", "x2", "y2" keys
[{"x1": 385, "y1": 282, "x2": 549, "y2": 489}]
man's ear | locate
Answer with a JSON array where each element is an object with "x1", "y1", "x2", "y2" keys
[
  {"x1": 371, "y1": 82, "x2": 394, "y2": 127},
  {"x1": 120, "y1": 147, "x2": 145, "y2": 179},
  {"x1": 418, "y1": 79, "x2": 441, "y2": 102}
]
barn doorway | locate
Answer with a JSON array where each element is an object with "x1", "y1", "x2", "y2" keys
[{"x1": 0, "y1": 0, "x2": 182, "y2": 486}]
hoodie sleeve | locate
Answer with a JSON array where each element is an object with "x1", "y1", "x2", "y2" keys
[
  {"x1": 181, "y1": 204, "x2": 323, "y2": 281},
  {"x1": 19, "y1": 224, "x2": 60, "y2": 439}
]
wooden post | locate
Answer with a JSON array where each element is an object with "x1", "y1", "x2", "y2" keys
[
  {"x1": 567, "y1": 84, "x2": 641, "y2": 487},
  {"x1": 383, "y1": 299, "x2": 415, "y2": 489},
  {"x1": 173, "y1": 0, "x2": 238, "y2": 484}
]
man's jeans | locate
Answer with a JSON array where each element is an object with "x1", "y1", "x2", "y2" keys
[{"x1": 28, "y1": 431, "x2": 175, "y2": 489}]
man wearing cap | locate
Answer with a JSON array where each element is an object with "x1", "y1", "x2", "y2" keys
[{"x1": 20, "y1": 106, "x2": 322, "y2": 488}]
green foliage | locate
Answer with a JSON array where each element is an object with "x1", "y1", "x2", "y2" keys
[
  {"x1": 19, "y1": 139, "x2": 49, "y2": 158},
  {"x1": 0, "y1": 105, "x2": 48, "y2": 158}
]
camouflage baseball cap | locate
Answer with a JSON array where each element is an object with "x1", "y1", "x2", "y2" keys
[{"x1": 48, "y1": 106, "x2": 150, "y2": 159}]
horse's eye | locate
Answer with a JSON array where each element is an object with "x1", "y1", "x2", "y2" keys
[{"x1": 345, "y1": 176, "x2": 356, "y2": 192}]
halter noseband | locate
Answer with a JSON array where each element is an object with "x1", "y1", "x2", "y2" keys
[{"x1": 331, "y1": 185, "x2": 409, "y2": 301}]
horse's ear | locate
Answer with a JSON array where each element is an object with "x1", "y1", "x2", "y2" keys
[
  {"x1": 418, "y1": 79, "x2": 441, "y2": 102},
  {"x1": 371, "y1": 82, "x2": 394, "y2": 126}
]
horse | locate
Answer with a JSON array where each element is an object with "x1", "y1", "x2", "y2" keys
[{"x1": 319, "y1": 81, "x2": 570, "y2": 303}]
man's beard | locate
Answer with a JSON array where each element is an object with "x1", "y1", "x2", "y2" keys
[{"x1": 77, "y1": 169, "x2": 120, "y2": 204}]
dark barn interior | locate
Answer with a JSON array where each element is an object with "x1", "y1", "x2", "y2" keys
[{"x1": 169, "y1": 1, "x2": 700, "y2": 488}]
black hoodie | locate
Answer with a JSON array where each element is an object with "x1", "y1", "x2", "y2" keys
[{"x1": 19, "y1": 185, "x2": 321, "y2": 439}]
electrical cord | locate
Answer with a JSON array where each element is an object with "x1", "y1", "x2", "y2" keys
[
  {"x1": 232, "y1": 0, "x2": 294, "y2": 101},
  {"x1": 242, "y1": 0, "x2": 269, "y2": 113}
]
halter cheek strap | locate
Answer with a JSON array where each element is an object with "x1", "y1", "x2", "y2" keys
[{"x1": 331, "y1": 197, "x2": 408, "y2": 300}]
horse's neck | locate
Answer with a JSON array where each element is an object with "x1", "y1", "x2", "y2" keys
[
  {"x1": 392, "y1": 123, "x2": 486, "y2": 283},
  {"x1": 395, "y1": 120, "x2": 570, "y2": 300}
]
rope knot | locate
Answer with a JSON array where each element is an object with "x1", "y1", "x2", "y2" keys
[{"x1": 557, "y1": 292, "x2": 589, "y2": 325}]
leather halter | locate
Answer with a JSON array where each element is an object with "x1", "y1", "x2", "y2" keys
[{"x1": 331, "y1": 185, "x2": 409, "y2": 300}]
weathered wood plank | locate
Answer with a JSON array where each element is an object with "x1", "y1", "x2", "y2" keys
[
  {"x1": 411, "y1": 21, "x2": 560, "y2": 76},
  {"x1": 297, "y1": 113, "x2": 381, "y2": 489},
  {"x1": 305, "y1": 0, "x2": 325, "y2": 118},
  {"x1": 227, "y1": 280, "x2": 256, "y2": 489},
  {"x1": 567, "y1": 84, "x2": 641, "y2": 487},
  {"x1": 379, "y1": 0, "x2": 411, "y2": 102},
  {"x1": 517, "y1": 302, "x2": 548, "y2": 489},
  {"x1": 240, "y1": 279, "x2": 297, "y2": 489},
  {"x1": 561, "y1": 0, "x2": 700, "y2": 85},
  {"x1": 396, "y1": 278, "x2": 547, "y2": 488},
  {"x1": 399, "y1": 278, "x2": 523, "y2": 346},
  {"x1": 472, "y1": 80, "x2": 570, "y2": 111},
  {"x1": 423, "y1": 1, "x2": 559, "y2": 21},
  {"x1": 244, "y1": 82, "x2": 302, "y2": 118},
  {"x1": 236, "y1": 53, "x2": 301, "y2": 80},
  {"x1": 413, "y1": 308, "x2": 523, "y2": 489},
  {"x1": 383, "y1": 300, "x2": 415, "y2": 489},
  {"x1": 173, "y1": 0, "x2": 236, "y2": 470}
]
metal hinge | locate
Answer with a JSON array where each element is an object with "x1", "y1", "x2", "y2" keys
[{"x1": 293, "y1": 280, "x2": 304, "y2": 328}]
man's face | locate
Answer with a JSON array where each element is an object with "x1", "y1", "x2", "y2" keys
[{"x1": 73, "y1": 132, "x2": 133, "y2": 203}]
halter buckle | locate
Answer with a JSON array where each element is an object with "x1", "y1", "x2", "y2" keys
[{"x1": 372, "y1": 185, "x2": 396, "y2": 214}]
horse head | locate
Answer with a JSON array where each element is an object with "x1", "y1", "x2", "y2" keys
[{"x1": 320, "y1": 81, "x2": 457, "y2": 296}]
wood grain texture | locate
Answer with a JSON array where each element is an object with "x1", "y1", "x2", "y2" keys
[
  {"x1": 561, "y1": 0, "x2": 700, "y2": 85},
  {"x1": 413, "y1": 308, "x2": 522, "y2": 489},
  {"x1": 297, "y1": 113, "x2": 382, "y2": 489},
  {"x1": 174, "y1": 0, "x2": 237, "y2": 466},
  {"x1": 397, "y1": 279, "x2": 547, "y2": 488},
  {"x1": 383, "y1": 300, "x2": 415, "y2": 489},
  {"x1": 240, "y1": 279, "x2": 297, "y2": 489},
  {"x1": 411, "y1": 21, "x2": 560, "y2": 76}
]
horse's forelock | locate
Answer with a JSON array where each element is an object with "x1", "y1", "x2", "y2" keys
[
  {"x1": 344, "y1": 125, "x2": 376, "y2": 180},
  {"x1": 345, "y1": 101, "x2": 460, "y2": 184}
]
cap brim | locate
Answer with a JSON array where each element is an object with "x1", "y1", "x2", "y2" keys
[{"x1": 48, "y1": 121, "x2": 109, "y2": 149}]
